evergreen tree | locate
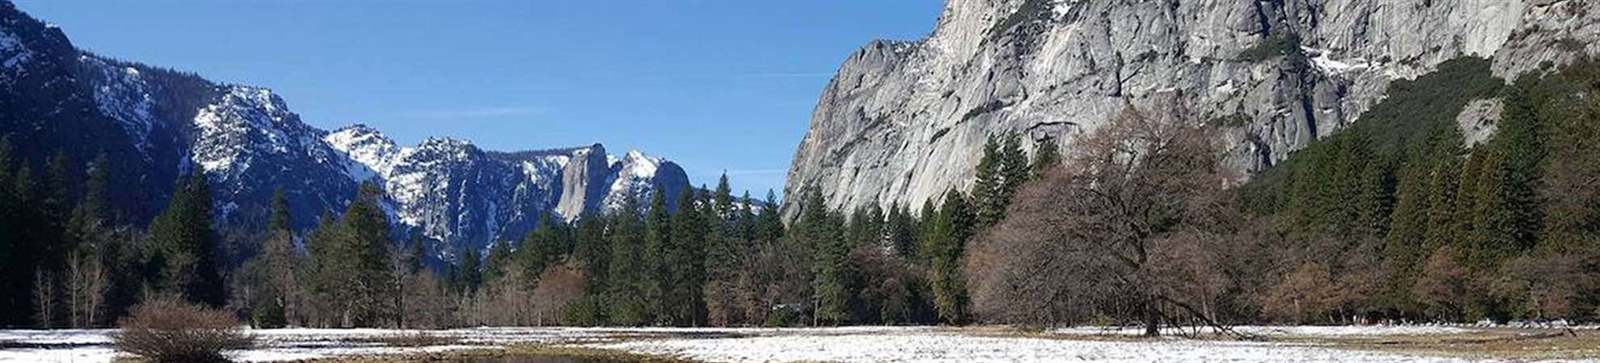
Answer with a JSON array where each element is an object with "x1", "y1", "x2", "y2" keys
[
  {"x1": 971, "y1": 136, "x2": 1005, "y2": 228},
  {"x1": 303, "y1": 211, "x2": 341, "y2": 326},
  {"x1": 998, "y1": 134, "x2": 1031, "y2": 202},
  {"x1": 0, "y1": 136, "x2": 28, "y2": 326},
  {"x1": 568, "y1": 213, "x2": 611, "y2": 325},
  {"x1": 736, "y1": 190, "x2": 758, "y2": 241},
  {"x1": 713, "y1": 174, "x2": 735, "y2": 220},
  {"x1": 848, "y1": 204, "x2": 885, "y2": 250},
  {"x1": 11, "y1": 163, "x2": 58, "y2": 327},
  {"x1": 606, "y1": 192, "x2": 652, "y2": 325},
  {"x1": 885, "y1": 203, "x2": 919, "y2": 260},
  {"x1": 1381, "y1": 120, "x2": 1467, "y2": 315},
  {"x1": 572, "y1": 213, "x2": 611, "y2": 293},
  {"x1": 147, "y1": 171, "x2": 226, "y2": 307},
  {"x1": 268, "y1": 188, "x2": 291, "y2": 232},
  {"x1": 337, "y1": 182, "x2": 396, "y2": 326},
  {"x1": 516, "y1": 213, "x2": 564, "y2": 284},
  {"x1": 1031, "y1": 137, "x2": 1060, "y2": 177},
  {"x1": 485, "y1": 240, "x2": 515, "y2": 284},
  {"x1": 455, "y1": 245, "x2": 483, "y2": 294},
  {"x1": 755, "y1": 190, "x2": 784, "y2": 242},
  {"x1": 667, "y1": 189, "x2": 708, "y2": 326},
  {"x1": 705, "y1": 187, "x2": 739, "y2": 281},
  {"x1": 68, "y1": 154, "x2": 113, "y2": 253},
  {"x1": 644, "y1": 190, "x2": 673, "y2": 324},
  {"x1": 799, "y1": 189, "x2": 850, "y2": 325},
  {"x1": 1461, "y1": 87, "x2": 1545, "y2": 268},
  {"x1": 924, "y1": 191, "x2": 973, "y2": 324}
]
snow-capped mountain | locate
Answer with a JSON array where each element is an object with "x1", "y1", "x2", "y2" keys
[
  {"x1": 0, "y1": 1, "x2": 690, "y2": 261},
  {"x1": 325, "y1": 126, "x2": 688, "y2": 258}
]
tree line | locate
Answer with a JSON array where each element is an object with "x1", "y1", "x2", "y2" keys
[
  {"x1": 963, "y1": 58, "x2": 1600, "y2": 335},
  {"x1": 3, "y1": 57, "x2": 1596, "y2": 332}
]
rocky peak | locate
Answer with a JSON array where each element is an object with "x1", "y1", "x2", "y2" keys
[
  {"x1": 325, "y1": 124, "x2": 401, "y2": 182},
  {"x1": 0, "y1": 0, "x2": 701, "y2": 265},
  {"x1": 784, "y1": 0, "x2": 1600, "y2": 220}
]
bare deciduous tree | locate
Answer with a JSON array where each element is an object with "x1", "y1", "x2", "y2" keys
[
  {"x1": 66, "y1": 251, "x2": 108, "y2": 328},
  {"x1": 531, "y1": 263, "x2": 585, "y2": 326},
  {"x1": 34, "y1": 270, "x2": 57, "y2": 328},
  {"x1": 968, "y1": 102, "x2": 1239, "y2": 336}
]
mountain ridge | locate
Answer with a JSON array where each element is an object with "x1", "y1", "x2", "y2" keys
[{"x1": 0, "y1": 0, "x2": 691, "y2": 261}]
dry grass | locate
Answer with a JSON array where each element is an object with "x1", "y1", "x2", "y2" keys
[
  {"x1": 359, "y1": 331, "x2": 460, "y2": 347},
  {"x1": 1314, "y1": 328, "x2": 1600, "y2": 360}
]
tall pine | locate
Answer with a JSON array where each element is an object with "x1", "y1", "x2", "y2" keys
[
  {"x1": 147, "y1": 171, "x2": 226, "y2": 307},
  {"x1": 924, "y1": 191, "x2": 973, "y2": 324}
]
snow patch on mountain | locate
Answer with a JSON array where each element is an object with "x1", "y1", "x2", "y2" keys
[
  {"x1": 82, "y1": 56, "x2": 157, "y2": 149},
  {"x1": 191, "y1": 86, "x2": 318, "y2": 176},
  {"x1": 325, "y1": 124, "x2": 401, "y2": 182},
  {"x1": 324, "y1": 124, "x2": 689, "y2": 248},
  {"x1": 604, "y1": 150, "x2": 664, "y2": 210},
  {"x1": 0, "y1": 27, "x2": 29, "y2": 69}
]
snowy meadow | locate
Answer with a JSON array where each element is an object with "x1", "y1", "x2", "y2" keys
[{"x1": 3, "y1": 325, "x2": 1597, "y2": 362}]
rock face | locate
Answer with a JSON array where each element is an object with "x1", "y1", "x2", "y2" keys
[
  {"x1": 784, "y1": 0, "x2": 1600, "y2": 218},
  {"x1": 326, "y1": 127, "x2": 689, "y2": 259},
  {"x1": 0, "y1": 0, "x2": 690, "y2": 262}
]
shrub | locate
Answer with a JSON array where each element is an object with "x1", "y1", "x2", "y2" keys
[{"x1": 113, "y1": 296, "x2": 252, "y2": 363}]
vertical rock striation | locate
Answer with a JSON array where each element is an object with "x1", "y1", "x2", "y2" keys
[{"x1": 784, "y1": 0, "x2": 1599, "y2": 219}]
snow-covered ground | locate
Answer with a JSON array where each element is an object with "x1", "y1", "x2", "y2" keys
[
  {"x1": 1054, "y1": 325, "x2": 1479, "y2": 337},
  {"x1": 0, "y1": 326, "x2": 1587, "y2": 362},
  {"x1": 599, "y1": 332, "x2": 1469, "y2": 363}
]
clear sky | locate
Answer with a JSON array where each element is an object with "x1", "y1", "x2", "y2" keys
[{"x1": 12, "y1": 0, "x2": 941, "y2": 197}]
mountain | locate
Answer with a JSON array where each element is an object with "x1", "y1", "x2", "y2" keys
[
  {"x1": 325, "y1": 126, "x2": 688, "y2": 260},
  {"x1": 784, "y1": 0, "x2": 1596, "y2": 218},
  {"x1": 0, "y1": 1, "x2": 690, "y2": 260}
]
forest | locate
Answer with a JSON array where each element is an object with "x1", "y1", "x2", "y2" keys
[{"x1": 0, "y1": 57, "x2": 1597, "y2": 334}]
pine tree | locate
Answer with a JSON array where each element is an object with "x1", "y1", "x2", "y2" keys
[
  {"x1": 885, "y1": 203, "x2": 919, "y2": 260},
  {"x1": 848, "y1": 204, "x2": 885, "y2": 250},
  {"x1": 68, "y1": 154, "x2": 113, "y2": 251},
  {"x1": 1459, "y1": 87, "x2": 1545, "y2": 267},
  {"x1": 0, "y1": 136, "x2": 26, "y2": 326},
  {"x1": 569, "y1": 213, "x2": 611, "y2": 325},
  {"x1": 736, "y1": 190, "x2": 758, "y2": 241},
  {"x1": 1031, "y1": 137, "x2": 1061, "y2": 177},
  {"x1": 998, "y1": 134, "x2": 1031, "y2": 202},
  {"x1": 455, "y1": 245, "x2": 483, "y2": 295},
  {"x1": 516, "y1": 213, "x2": 563, "y2": 284},
  {"x1": 668, "y1": 189, "x2": 708, "y2": 326},
  {"x1": 572, "y1": 213, "x2": 611, "y2": 293},
  {"x1": 335, "y1": 182, "x2": 396, "y2": 326},
  {"x1": 606, "y1": 192, "x2": 652, "y2": 325},
  {"x1": 713, "y1": 174, "x2": 734, "y2": 220},
  {"x1": 705, "y1": 187, "x2": 740, "y2": 282},
  {"x1": 148, "y1": 171, "x2": 225, "y2": 307},
  {"x1": 798, "y1": 189, "x2": 849, "y2": 325},
  {"x1": 485, "y1": 240, "x2": 515, "y2": 284},
  {"x1": 1381, "y1": 121, "x2": 1466, "y2": 315},
  {"x1": 755, "y1": 190, "x2": 784, "y2": 242},
  {"x1": 971, "y1": 136, "x2": 1004, "y2": 228},
  {"x1": 924, "y1": 191, "x2": 973, "y2": 324},
  {"x1": 644, "y1": 190, "x2": 673, "y2": 324}
]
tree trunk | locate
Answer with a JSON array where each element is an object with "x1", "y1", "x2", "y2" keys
[{"x1": 1143, "y1": 299, "x2": 1160, "y2": 337}]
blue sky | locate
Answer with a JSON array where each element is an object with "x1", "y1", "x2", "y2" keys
[{"x1": 12, "y1": 0, "x2": 941, "y2": 197}]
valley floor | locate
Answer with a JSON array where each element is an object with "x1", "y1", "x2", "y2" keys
[{"x1": 1, "y1": 325, "x2": 1596, "y2": 362}]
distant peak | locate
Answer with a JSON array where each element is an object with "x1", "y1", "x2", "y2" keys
[
  {"x1": 334, "y1": 123, "x2": 382, "y2": 134},
  {"x1": 419, "y1": 136, "x2": 473, "y2": 148}
]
